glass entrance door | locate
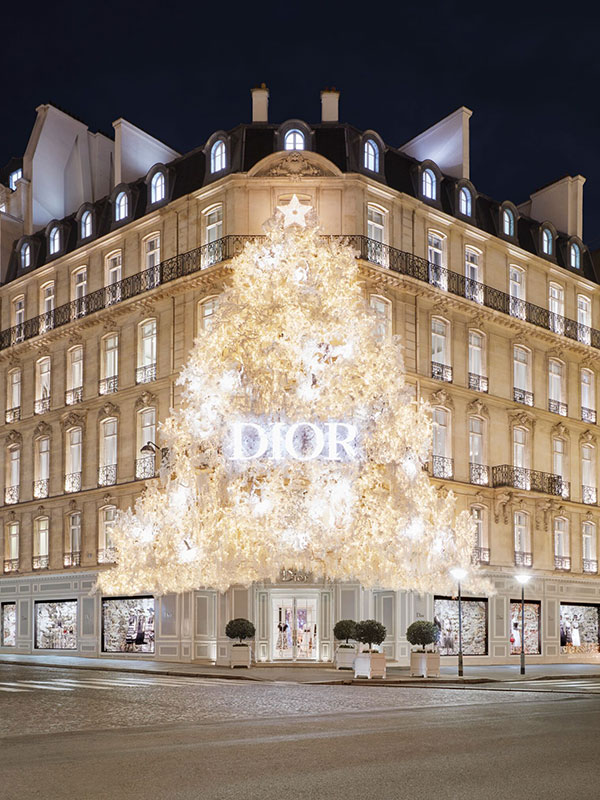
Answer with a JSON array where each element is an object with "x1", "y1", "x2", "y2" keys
[{"x1": 272, "y1": 595, "x2": 318, "y2": 661}]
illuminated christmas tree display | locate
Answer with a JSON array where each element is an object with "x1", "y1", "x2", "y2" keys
[{"x1": 98, "y1": 197, "x2": 490, "y2": 597}]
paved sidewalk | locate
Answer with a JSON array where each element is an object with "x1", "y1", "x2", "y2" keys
[{"x1": 2, "y1": 652, "x2": 600, "y2": 684}]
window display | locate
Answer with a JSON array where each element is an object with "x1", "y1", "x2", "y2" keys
[
  {"x1": 1, "y1": 603, "x2": 16, "y2": 647},
  {"x1": 102, "y1": 596, "x2": 155, "y2": 653},
  {"x1": 434, "y1": 597, "x2": 488, "y2": 655},
  {"x1": 35, "y1": 600, "x2": 77, "y2": 649},
  {"x1": 509, "y1": 601, "x2": 541, "y2": 655},
  {"x1": 272, "y1": 596, "x2": 318, "y2": 660},
  {"x1": 560, "y1": 603, "x2": 600, "y2": 654}
]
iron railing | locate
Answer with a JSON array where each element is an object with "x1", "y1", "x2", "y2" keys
[
  {"x1": 582, "y1": 407, "x2": 597, "y2": 424},
  {"x1": 548, "y1": 399, "x2": 568, "y2": 416},
  {"x1": 135, "y1": 364, "x2": 157, "y2": 384},
  {"x1": 64, "y1": 551, "x2": 81, "y2": 567},
  {"x1": 4, "y1": 486, "x2": 19, "y2": 505},
  {"x1": 34, "y1": 397, "x2": 50, "y2": 415},
  {"x1": 469, "y1": 463, "x2": 489, "y2": 485},
  {"x1": 514, "y1": 551, "x2": 533, "y2": 567},
  {"x1": 582, "y1": 485, "x2": 597, "y2": 505},
  {"x1": 430, "y1": 456, "x2": 454, "y2": 479},
  {"x1": 32, "y1": 555, "x2": 49, "y2": 570},
  {"x1": 64, "y1": 472, "x2": 82, "y2": 493},
  {"x1": 65, "y1": 387, "x2": 83, "y2": 405},
  {"x1": 5, "y1": 407, "x2": 20, "y2": 423},
  {"x1": 99, "y1": 376, "x2": 118, "y2": 395},
  {"x1": 468, "y1": 373, "x2": 488, "y2": 393},
  {"x1": 98, "y1": 464, "x2": 117, "y2": 486},
  {"x1": 472, "y1": 547, "x2": 490, "y2": 565},
  {"x1": 33, "y1": 478, "x2": 49, "y2": 499},
  {"x1": 431, "y1": 362, "x2": 452, "y2": 382},
  {"x1": 135, "y1": 456, "x2": 156, "y2": 479},
  {"x1": 492, "y1": 465, "x2": 569, "y2": 498},
  {"x1": 554, "y1": 555, "x2": 571, "y2": 571},
  {"x1": 3, "y1": 558, "x2": 18, "y2": 573},
  {"x1": 513, "y1": 388, "x2": 534, "y2": 406},
  {"x1": 583, "y1": 558, "x2": 598, "y2": 574},
  {"x1": 97, "y1": 547, "x2": 117, "y2": 564}
]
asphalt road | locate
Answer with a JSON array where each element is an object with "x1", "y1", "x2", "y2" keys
[{"x1": 2, "y1": 664, "x2": 600, "y2": 800}]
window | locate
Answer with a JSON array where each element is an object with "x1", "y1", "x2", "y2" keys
[
  {"x1": 33, "y1": 517, "x2": 49, "y2": 569},
  {"x1": 582, "y1": 521, "x2": 597, "y2": 571},
  {"x1": 40, "y1": 282, "x2": 55, "y2": 332},
  {"x1": 431, "y1": 317, "x2": 450, "y2": 380},
  {"x1": 554, "y1": 517, "x2": 570, "y2": 568},
  {"x1": 459, "y1": 187, "x2": 472, "y2": 216},
  {"x1": 72, "y1": 267, "x2": 87, "y2": 318},
  {"x1": 284, "y1": 129, "x2": 304, "y2": 151},
  {"x1": 98, "y1": 506, "x2": 116, "y2": 561},
  {"x1": 469, "y1": 418, "x2": 487, "y2": 484},
  {"x1": 12, "y1": 296, "x2": 25, "y2": 344},
  {"x1": 35, "y1": 357, "x2": 51, "y2": 413},
  {"x1": 5, "y1": 521, "x2": 19, "y2": 570},
  {"x1": 137, "y1": 319, "x2": 157, "y2": 383},
  {"x1": 150, "y1": 172, "x2": 165, "y2": 203},
  {"x1": 66, "y1": 427, "x2": 82, "y2": 493},
  {"x1": 363, "y1": 139, "x2": 379, "y2": 172},
  {"x1": 6, "y1": 446, "x2": 20, "y2": 504},
  {"x1": 582, "y1": 369, "x2": 596, "y2": 422},
  {"x1": 9, "y1": 168, "x2": 22, "y2": 191},
  {"x1": 6, "y1": 369, "x2": 21, "y2": 420},
  {"x1": 210, "y1": 140, "x2": 226, "y2": 173},
  {"x1": 513, "y1": 426, "x2": 530, "y2": 490},
  {"x1": 67, "y1": 346, "x2": 83, "y2": 405},
  {"x1": 99, "y1": 418, "x2": 118, "y2": 486},
  {"x1": 20, "y1": 242, "x2": 31, "y2": 269},
  {"x1": 144, "y1": 234, "x2": 161, "y2": 287},
  {"x1": 66, "y1": 512, "x2": 82, "y2": 565},
  {"x1": 502, "y1": 208, "x2": 515, "y2": 237},
  {"x1": 468, "y1": 330, "x2": 487, "y2": 391},
  {"x1": 432, "y1": 407, "x2": 452, "y2": 478},
  {"x1": 509, "y1": 266, "x2": 525, "y2": 319},
  {"x1": 549, "y1": 283, "x2": 564, "y2": 334},
  {"x1": 542, "y1": 228, "x2": 553, "y2": 255},
  {"x1": 548, "y1": 359, "x2": 566, "y2": 414},
  {"x1": 100, "y1": 334, "x2": 119, "y2": 394},
  {"x1": 553, "y1": 437, "x2": 565, "y2": 477},
  {"x1": 366, "y1": 204, "x2": 387, "y2": 267},
  {"x1": 570, "y1": 243, "x2": 581, "y2": 270},
  {"x1": 514, "y1": 511, "x2": 531, "y2": 561},
  {"x1": 582, "y1": 445, "x2": 596, "y2": 505},
  {"x1": 202, "y1": 205, "x2": 223, "y2": 267},
  {"x1": 34, "y1": 436, "x2": 50, "y2": 498},
  {"x1": 370, "y1": 295, "x2": 392, "y2": 344},
  {"x1": 105, "y1": 252, "x2": 122, "y2": 305},
  {"x1": 198, "y1": 297, "x2": 218, "y2": 332},
  {"x1": 577, "y1": 295, "x2": 591, "y2": 344},
  {"x1": 422, "y1": 168, "x2": 436, "y2": 200},
  {"x1": 471, "y1": 506, "x2": 489, "y2": 561},
  {"x1": 428, "y1": 231, "x2": 446, "y2": 290},
  {"x1": 465, "y1": 247, "x2": 482, "y2": 302},
  {"x1": 81, "y1": 210, "x2": 92, "y2": 239},
  {"x1": 513, "y1": 346, "x2": 532, "y2": 404},
  {"x1": 137, "y1": 407, "x2": 157, "y2": 479},
  {"x1": 115, "y1": 191, "x2": 128, "y2": 221},
  {"x1": 49, "y1": 226, "x2": 60, "y2": 255}
]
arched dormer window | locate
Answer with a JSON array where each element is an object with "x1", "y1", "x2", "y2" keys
[
  {"x1": 542, "y1": 227, "x2": 553, "y2": 256},
  {"x1": 284, "y1": 129, "x2": 305, "y2": 151},
  {"x1": 502, "y1": 207, "x2": 515, "y2": 237},
  {"x1": 459, "y1": 186, "x2": 472, "y2": 216},
  {"x1": 570, "y1": 242, "x2": 581, "y2": 270},
  {"x1": 150, "y1": 171, "x2": 165, "y2": 204},
  {"x1": 363, "y1": 139, "x2": 379, "y2": 172},
  {"x1": 81, "y1": 210, "x2": 92, "y2": 239},
  {"x1": 210, "y1": 140, "x2": 226, "y2": 173},
  {"x1": 115, "y1": 191, "x2": 128, "y2": 221},
  {"x1": 422, "y1": 168, "x2": 436, "y2": 200},
  {"x1": 49, "y1": 226, "x2": 60, "y2": 255},
  {"x1": 20, "y1": 242, "x2": 31, "y2": 269}
]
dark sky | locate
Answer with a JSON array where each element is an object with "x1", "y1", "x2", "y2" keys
[{"x1": 3, "y1": 2, "x2": 600, "y2": 244}]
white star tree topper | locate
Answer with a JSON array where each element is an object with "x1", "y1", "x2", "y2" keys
[{"x1": 277, "y1": 194, "x2": 312, "y2": 227}]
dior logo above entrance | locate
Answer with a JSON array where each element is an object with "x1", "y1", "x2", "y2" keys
[{"x1": 230, "y1": 421, "x2": 358, "y2": 462}]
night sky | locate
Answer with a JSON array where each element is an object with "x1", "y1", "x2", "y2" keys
[{"x1": 3, "y1": 3, "x2": 600, "y2": 244}]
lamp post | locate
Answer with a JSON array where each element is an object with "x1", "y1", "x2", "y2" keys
[
  {"x1": 450, "y1": 567, "x2": 468, "y2": 677},
  {"x1": 515, "y1": 574, "x2": 532, "y2": 675}
]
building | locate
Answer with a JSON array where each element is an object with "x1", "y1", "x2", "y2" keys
[{"x1": 1, "y1": 87, "x2": 600, "y2": 665}]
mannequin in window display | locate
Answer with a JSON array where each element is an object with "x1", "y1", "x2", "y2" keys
[
  {"x1": 442, "y1": 617, "x2": 454, "y2": 654},
  {"x1": 571, "y1": 615, "x2": 581, "y2": 648},
  {"x1": 510, "y1": 613, "x2": 521, "y2": 653},
  {"x1": 276, "y1": 617, "x2": 289, "y2": 655},
  {"x1": 560, "y1": 615, "x2": 567, "y2": 647},
  {"x1": 564, "y1": 617, "x2": 573, "y2": 648}
]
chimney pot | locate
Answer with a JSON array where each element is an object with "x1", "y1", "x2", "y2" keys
[
  {"x1": 320, "y1": 89, "x2": 340, "y2": 123},
  {"x1": 251, "y1": 84, "x2": 269, "y2": 123}
]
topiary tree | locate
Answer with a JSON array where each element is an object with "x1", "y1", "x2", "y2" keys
[
  {"x1": 355, "y1": 619, "x2": 386, "y2": 652},
  {"x1": 406, "y1": 620, "x2": 438, "y2": 652},
  {"x1": 333, "y1": 619, "x2": 357, "y2": 646},
  {"x1": 225, "y1": 618, "x2": 256, "y2": 645}
]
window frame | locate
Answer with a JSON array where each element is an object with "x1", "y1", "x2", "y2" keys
[
  {"x1": 363, "y1": 138, "x2": 380, "y2": 173},
  {"x1": 210, "y1": 140, "x2": 227, "y2": 173}
]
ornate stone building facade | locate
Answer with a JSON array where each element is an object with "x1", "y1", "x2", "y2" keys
[{"x1": 1, "y1": 88, "x2": 600, "y2": 664}]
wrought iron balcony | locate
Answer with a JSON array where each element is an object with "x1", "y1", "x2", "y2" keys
[
  {"x1": 554, "y1": 555, "x2": 571, "y2": 571},
  {"x1": 472, "y1": 547, "x2": 490, "y2": 565},
  {"x1": 430, "y1": 456, "x2": 454, "y2": 479},
  {"x1": 582, "y1": 485, "x2": 597, "y2": 505},
  {"x1": 98, "y1": 464, "x2": 117, "y2": 487},
  {"x1": 464, "y1": 280, "x2": 484, "y2": 304},
  {"x1": 97, "y1": 547, "x2": 117, "y2": 564},
  {"x1": 513, "y1": 388, "x2": 534, "y2": 406},
  {"x1": 583, "y1": 558, "x2": 598, "y2": 574},
  {"x1": 99, "y1": 376, "x2": 118, "y2": 395},
  {"x1": 3, "y1": 558, "x2": 18, "y2": 573},
  {"x1": 582, "y1": 406, "x2": 597, "y2": 424},
  {"x1": 64, "y1": 551, "x2": 81, "y2": 567},
  {"x1": 514, "y1": 551, "x2": 533, "y2": 567},
  {"x1": 431, "y1": 361, "x2": 452, "y2": 383},
  {"x1": 492, "y1": 465, "x2": 569, "y2": 498},
  {"x1": 4, "y1": 485, "x2": 19, "y2": 505},
  {"x1": 66, "y1": 386, "x2": 83, "y2": 405},
  {"x1": 548, "y1": 399, "x2": 568, "y2": 416},
  {"x1": 5, "y1": 407, "x2": 20, "y2": 423},
  {"x1": 135, "y1": 363, "x2": 157, "y2": 384},
  {"x1": 33, "y1": 555, "x2": 49, "y2": 570},
  {"x1": 34, "y1": 396, "x2": 50, "y2": 415},
  {"x1": 33, "y1": 479, "x2": 49, "y2": 499},
  {"x1": 65, "y1": 472, "x2": 82, "y2": 493},
  {"x1": 468, "y1": 373, "x2": 488, "y2": 393},
  {"x1": 135, "y1": 456, "x2": 156, "y2": 479},
  {"x1": 469, "y1": 463, "x2": 489, "y2": 486}
]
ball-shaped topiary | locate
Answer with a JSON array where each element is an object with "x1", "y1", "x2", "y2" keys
[
  {"x1": 333, "y1": 619, "x2": 357, "y2": 645},
  {"x1": 355, "y1": 619, "x2": 386, "y2": 652},
  {"x1": 225, "y1": 618, "x2": 256, "y2": 644},
  {"x1": 406, "y1": 620, "x2": 439, "y2": 651}
]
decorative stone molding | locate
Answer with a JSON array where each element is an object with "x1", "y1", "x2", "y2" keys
[
  {"x1": 468, "y1": 311, "x2": 485, "y2": 330},
  {"x1": 584, "y1": 510, "x2": 595, "y2": 523},
  {"x1": 33, "y1": 420, "x2": 52, "y2": 438},
  {"x1": 249, "y1": 150, "x2": 342, "y2": 179},
  {"x1": 508, "y1": 409, "x2": 535, "y2": 430},
  {"x1": 135, "y1": 391, "x2": 157, "y2": 410},
  {"x1": 61, "y1": 411, "x2": 86, "y2": 432},
  {"x1": 99, "y1": 402, "x2": 119, "y2": 420},
  {"x1": 69, "y1": 332, "x2": 83, "y2": 347},
  {"x1": 7, "y1": 354, "x2": 20, "y2": 369},
  {"x1": 68, "y1": 499, "x2": 77, "y2": 512},
  {"x1": 431, "y1": 299, "x2": 450, "y2": 316},
  {"x1": 551, "y1": 422, "x2": 569, "y2": 440},
  {"x1": 8, "y1": 510, "x2": 16, "y2": 522},
  {"x1": 102, "y1": 317, "x2": 118, "y2": 333},
  {"x1": 266, "y1": 153, "x2": 323, "y2": 178},
  {"x1": 494, "y1": 491, "x2": 512, "y2": 524},
  {"x1": 5, "y1": 430, "x2": 22, "y2": 447},
  {"x1": 547, "y1": 346, "x2": 565, "y2": 361},
  {"x1": 580, "y1": 429, "x2": 596, "y2": 446},
  {"x1": 36, "y1": 505, "x2": 45, "y2": 515},
  {"x1": 467, "y1": 398, "x2": 489, "y2": 419},
  {"x1": 102, "y1": 493, "x2": 113, "y2": 506},
  {"x1": 430, "y1": 388, "x2": 454, "y2": 409}
]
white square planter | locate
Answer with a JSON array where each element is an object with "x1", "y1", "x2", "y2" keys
[
  {"x1": 335, "y1": 646, "x2": 356, "y2": 670},
  {"x1": 354, "y1": 652, "x2": 386, "y2": 679},
  {"x1": 410, "y1": 652, "x2": 427, "y2": 677},
  {"x1": 426, "y1": 652, "x2": 440, "y2": 677},
  {"x1": 230, "y1": 644, "x2": 252, "y2": 668}
]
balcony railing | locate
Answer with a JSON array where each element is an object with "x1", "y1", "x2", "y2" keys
[
  {"x1": 135, "y1": 456, "x2": 156, "y2": 479},
  {"x1": 472, "y1": 547, "x2": 490, "y2": 565},
  {"x1": 514, "y1": 551, "x2": 533, "y2": 567},
  {"x1": 5, "y1": 407, "x2": 20, "y2": 423},
  {"x1": 468, "y1": 373, "x2": 488, "y2": 393},
  {"x1": 34, "y1": 396, "x2": 50, "y2": 415},
  {"x1": 430, "y1": 456, "x2": 454, "y2": 479},
  {"x1": 98, "y1": 464, "x2": 117, "y2": 487},
  {"x1": 65, "y1": 386, "x2": 83, "y2": 405},
  {"x1": 65, "y1": 472, "x2": 82, "y2": 493},
  {"x1": 64, "y1": 551, "x2": 81, "y2": 567},
  {"x1": 469, "y1": 463, "x2": 489, "y2": 486},
  {"x1": 583, "y1": 558, "x2": 598, "y2": 574},
  {"x1": 4, "y1": 485, "x2": 19, "y2": 505},
  {"x1": 97, "y1": 547, "x2": 117, "y2": 564},
  {"x1": 582, "y1": 406, "x2": 597, "y2": 424},
  {"x1": 33, "y1": 555, "x2": 49, "y2": 570},
  {"x1": 99, "y1": 376, "x2": 118, "y2": 395},
  {"x1": 492, "y1": 465, "x2": 569, "y2": 498},
  {"x1": 135, "y1": 363, "x2": 157, "y2": 384},
  {"x1": 513, "y1": 388, "x2": 534, "y2": 406},
  {"x1": 582, "y1": 485, "x2": 597, "y2": 505},
  {"x1": 3, "y1": 558, "x2": 18, "y2": 573},
  {"x1": 548, "y1": 399, "x2": 568, "y2": 416},
  {"x1": 554, "y1": 555, "x2": 571, "y2": 571},
  {"x1": 33, "y1": 478, "x2": 49, "y2": 499},
  {"x1": 431, "y1": 362, "x2": 452, "y2": 383}
]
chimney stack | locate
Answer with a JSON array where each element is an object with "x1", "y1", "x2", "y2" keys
[
  {"x1": 321, "y1": 88, "x2": 340, "y2": 123},
  {"x1": 251, "y1": 83, "x2": 269, "y2": 123}
]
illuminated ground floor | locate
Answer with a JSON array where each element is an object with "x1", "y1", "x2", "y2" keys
[{"x1": 1, "y1": 570, "x2": 600, "y2": 665}]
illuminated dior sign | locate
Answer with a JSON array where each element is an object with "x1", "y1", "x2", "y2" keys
[{"x1": 231, "y1": 421, "x2": 358, "y2": 461}]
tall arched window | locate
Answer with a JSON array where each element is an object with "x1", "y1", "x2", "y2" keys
[
  {"x1": 509, "y1": 265, "x2": 526, "y2": 319},
  {"x1": 115, "y1": 191, "x2": 128, "y2": 221},
  {"x1": 431, "y1": 317, "x2": 451, "y2": 381},
  {"x1": 6, "y1": 368, "x2": 21, "y2": 422},
  {"x1": 469, "y1": 417, "x2": 487, "y2": 485},
  {"x1": 81, "y1": 210, "x2": 92, "y2": 239},
  {"x1": 137, "y1": 319, "x2": 157, "y2": 383},
  {"x1": 513, "y1": 346, "x2": 532, "y2": 405},
  {"x1": 570, "y1": 243, "x2": 581, "y2": 270},
  {"x1": 98, "y1": 506, "x2": 117, "y2": 563},
  {"x1": 542, "y1": 227, "x2": 553, "y2": 255},
  {"x1": 554, "y1": 517, "x2": 570, "y2": 570},
  {"x1": 366, "y1": 204, "x2": 388, "y2": 266},
  {"x1": 581, "y1": 368, "x2": 596, "y2": 423},
  {"x1": 582, "y1": 521, "x2": 597, "y2": 573},
  {"x1": 100, "y1": 333, "x2": 119, "y2": 394},
  {"x1": 577, "y1": 294, "x2": 592, "y2": 344},
  {"x1": 468, "y1": 330, "x2": 487, "y2": 392},
  {"x1": 548, "y1": 358, "x2": 566, "y2": 415},
  {"x1": 33, "y1": 517, "x2": 50, "y2": 570},
  {"x1": 459, "y1": 187, "x2": 472, "y2": 216},
  {"x1": 210, "y1": 140, "x2": 226, "y2": 173},
  {"x1": 363, "y1": 139, "x2": 379, "y2": 172},
  {"x1": 432, "y1": 406, "x2": 452, "y2": 477},
  {"x1": 549, "y1": 282, "x2": 564, "y2": 334},
  {"x1": 5, "y1": 521, "x2": 19, "y2": 571},
  {"x1": 65, "y1": 427, "x2": 82, "y2": 493},
  {"x1": 284, "y1": 129, "x2": 305, "y2": 151},
  {"x1": 198, "y1": 296, "x2": 219, "y2": 332},
  {"x1": 514, "y1": 511, "x2": 531, "y2": 566},
  {"x1": 5, "y1": 445, "x2": 20, "y2": 504},
  {"x1": 422, "y1": 168, "x2": 436, "y2": 200},
  {"x1": 20, "y1": 242, "x2": 31, "y2": 269},
  {"x1": 202, "y1": 204, "x2": 224, "y2": 267},
  {"x1": 136, "y1": 407, "x2": 157, "y2": 479},
  {"x1": 582, "y1": 444, "x2": 596, "y2": 504},
  {"x1": 66, "y1": 345, "x2": 84, "y2": 405},
  {"x1": 35, "y1": 357, "x2": 52, "y2": 414},
  {"x1": 150, "y1": 171, "x2": 165, "y2": 203},
  {"x1": 471, "y1": 506, "x2": 489, "y2": 562},
  {"x1": 99, "y1": 418, "x2": 118, "y2": 486},
  {"x1": 65, "y1": 512, "x2": 82, "y2": 566},
  {"x1": 502, "y1": 208, "x2": 515, "y2": 237},
  {"x1": 513, "y1": 426, "x2": 530, "y2": 489},
  {"x1": 369, "y1": 295, "x2": 392, "y2": 344},
  {"x1": 464, "y1": 247, "x2": 482, "y2": 302},
  {"x1": 49, "y1": 226, "x2": 60, "y2": 255},
  {"x1": 34, "y1": 436, "x2": 50, "y2": 498}
]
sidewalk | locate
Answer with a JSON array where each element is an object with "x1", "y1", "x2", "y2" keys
[{"x1": 2, "y1": 653, "x2": 600, "y2": 685}]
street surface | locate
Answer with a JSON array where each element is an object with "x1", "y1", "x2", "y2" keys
[{"x1": 1, "y1": 663, "x2": 600, "y2": 799}]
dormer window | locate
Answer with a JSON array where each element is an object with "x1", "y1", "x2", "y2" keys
[
  {"x1": 570, "y1": 242, "x2": 581, "y2": 270},
  {"x1": 502, "y1": 208, "x2": 515, "y2": 237},
  {"x1": 9, "y1": 169, "x2": 22, "y2": 191},
  {"x1": 542, "y1": 227, "x2": 553, "y2": 255},
  {"x1": 81, "y1": 210, "x2": 92, "y2": 239},
  {"x1": 150, "y1": 171, "x2": 165, "y2": 203},
  {"x1": 49, "y1": 226, "x2": 60, "y2": 255},
  {"x1": 115, "y1": 192, "x2": 128, "y2": 221},
  {"x1": 363, "y1": 139, "x2": 379, "y2": 172},
  {"x1": 210, "y1": 140, "x2": 226, "y2": 173},
  {"x1": 20, "y1": 242, "x2": 31, "y2": 269},
  {"x1": 459, "y1": 187, "x2": 472, "y2": 216},
  {"x1": 422, "y1": 168, "x2": 436, "y2": 200},
  {"x1": 284, "y1": 129, "x2": 305, "y2": 151}
]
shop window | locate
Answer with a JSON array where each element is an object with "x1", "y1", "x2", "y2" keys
[
  {"x1": 34, "y1": 601, "x2": 77, "y2": 650},
  {"x1": 101, "y1": 596, "x2": 155, "y2": 653},
  {"x1": 1, "y1": 602, "x2": 16, "y2": 646},
  {"x1": 434, "y1": 597, "x2": 488, "y2": 655}
]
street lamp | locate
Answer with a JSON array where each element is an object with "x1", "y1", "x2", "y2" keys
[
  {"x1": 515, "y1": 574, "x2": 532, "y2": 675},
  {"x1": 140, "y1": 441, "x2": 160, "y2": 456},
  {"x1": 450, "y1": 567, "x2": 468, "y2": 677}
]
